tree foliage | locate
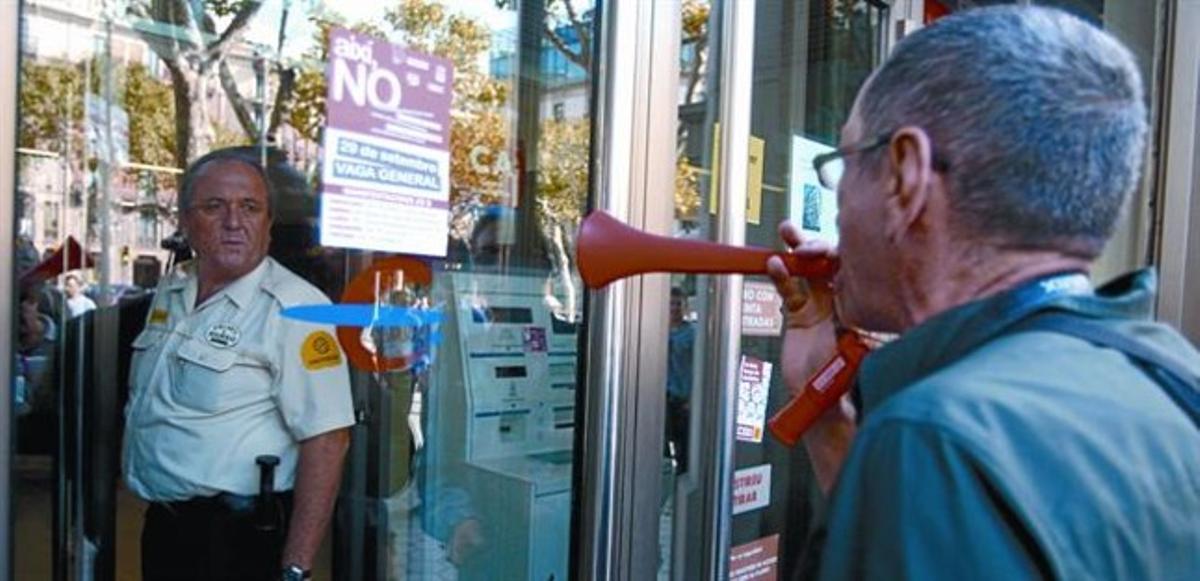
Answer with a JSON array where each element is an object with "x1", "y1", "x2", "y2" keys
[
  {"x1": 681, "y1": 0, "x2": 711, "y2": 105},
  {"x1": 675, "y1": 154, "x2": 702, "y2": 221},
  {"x1": 18, "y1": 61, "x2": 84, "y2": 153},
  {"x1": 21, "y1": 59, "x2": 176, "y2": 170},
  {"x1": 124, "y1": 63, "x2": 177, "y2": 170},
  {"x1": 677, "y1": 0, "x2": 710, "y2": 223},
  {"x1": 26, "y1": 0, "x2": 702, "y2": 241},
  {"x1": 125, "y1": 0, "x2": 266, "y2": 166},
  {"x1": 536, "y1": 117, "x2": 589, "y2": 229},
  {"x1": 24, "y1": 1, "x2": 278, "y2": 170}
]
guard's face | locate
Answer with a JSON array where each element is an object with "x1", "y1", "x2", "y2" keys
[{"x1": 182, "y1": 161, "x2": 272, "y2": 283}]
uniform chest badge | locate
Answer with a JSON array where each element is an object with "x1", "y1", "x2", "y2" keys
[{"x1": 206, "y1": 324, "x2": 241, "y2": 348}]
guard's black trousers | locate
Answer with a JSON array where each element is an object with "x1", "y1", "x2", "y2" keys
[{"x1": 141, "y1": 492, "x2": 293, "y2": 581}]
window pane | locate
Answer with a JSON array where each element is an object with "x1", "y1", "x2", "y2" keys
[{"x1": 11, "y1": 1, "x2": 598, "y2": 579}]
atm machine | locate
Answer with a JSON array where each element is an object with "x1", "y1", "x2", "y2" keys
[{"x1": 423, "y1": 270, "x2": 578, "y2": 580}]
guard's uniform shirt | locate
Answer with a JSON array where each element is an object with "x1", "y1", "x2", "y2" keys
[
  {"x1": 123, "y1": 257, "x2": 355, "y2": 501},
  {"x1": 808, "y1": 270, "x2": 1200, "y2": 580}
]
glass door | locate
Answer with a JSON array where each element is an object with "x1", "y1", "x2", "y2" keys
[
  {"x1": 655, "y1": 1, "x2": 887, "y2": 579},
  {"x1": 322, "y1": 2, "x2": 599, "y2": 579},
  {"x1": 729, "y1": 2, "x2": 885, "y2": 578},
  {"x1": 9, "y1": 0, "x2": 599, "y2": 579}
]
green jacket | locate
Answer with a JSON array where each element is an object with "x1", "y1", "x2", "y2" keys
[{"x1": 814, "y1": 270, "x2": 1200, "y2": 580}]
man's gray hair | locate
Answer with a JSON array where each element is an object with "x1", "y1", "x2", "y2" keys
[
  {"x1": 179, "y1": 146, "x2": 291, "y2": 215},
  {"x1": 857, "y1": 6, "x2": 1147, "y2": 257}
]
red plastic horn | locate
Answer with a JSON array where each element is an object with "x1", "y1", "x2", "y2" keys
[
  {"x1": 576, "y1": 210, "x2": 839, "y2": 289},
  {"x1": 577, "y1": 210, "x2": 866, "y2": 445},
  {"x1": 767, "y1": 331, "x2": 870, "y2": 446}
]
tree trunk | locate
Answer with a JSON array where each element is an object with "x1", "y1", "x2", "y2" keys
[
  {"x1": 168, "y1": 66, "x2": 214, "y2": 170},
  {"x1": 130, "y1": 0, "x2": 262, "y2": 168}
]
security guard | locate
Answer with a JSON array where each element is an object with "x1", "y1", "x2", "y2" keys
[{"x1": 124, "y1": 147, "x2": 354, "y2": 581}]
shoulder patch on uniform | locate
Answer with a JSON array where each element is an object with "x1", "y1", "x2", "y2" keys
[
  {"x1": 149, "y1": 309, "x2": 169, "y2": 325},
  {"x1": 301, "y1": 331, "x2": 343, "y2": 371}
]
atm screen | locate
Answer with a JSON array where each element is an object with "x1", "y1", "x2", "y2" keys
[
  {"x1": 488, "y1": 307, "x2": 534, "y2": 324},
  {"x1": 551, "y1": 317, "x2": 578, "y2": 335},
  {"x1": 495, "y1": 365, "x2": 528, "y2": 378}
]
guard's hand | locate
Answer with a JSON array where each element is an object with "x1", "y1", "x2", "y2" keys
[{"x1": 765, "y1": 220, "x2": 856, "y2": 495}]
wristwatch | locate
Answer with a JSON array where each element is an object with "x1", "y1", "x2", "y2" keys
[{"x1": 282, "y1": 565, "x2": 311, "y2": 581}]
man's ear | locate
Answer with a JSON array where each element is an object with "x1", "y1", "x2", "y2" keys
[{"x1": 884, "y1": 126, "x2": 936, "y2": 244}]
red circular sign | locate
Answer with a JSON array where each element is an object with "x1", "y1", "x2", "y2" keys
[{"x1": 336, "y1": 257, "x2": 433, "y2": 372}]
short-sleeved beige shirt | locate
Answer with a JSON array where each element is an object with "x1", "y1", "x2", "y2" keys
[{"x1": 123, "y1": 257, "x2": 355, "y2": 501}]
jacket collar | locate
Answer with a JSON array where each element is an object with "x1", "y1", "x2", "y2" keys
[
  {"x1": 167, "y1": 257, "x2": 272, "y2": 311},
  {"x1": 856, "y1": 269, "x2": 1157, "y2": 415}
]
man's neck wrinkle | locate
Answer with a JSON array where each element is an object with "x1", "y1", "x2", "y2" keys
[{"x1": 904, "y1": 251, "x2": 1091, "y2": 331}]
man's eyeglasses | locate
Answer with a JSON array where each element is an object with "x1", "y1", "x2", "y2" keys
[
  {"x1": 812, "y1": 132, "x2": 949, "y2": 191},
  {"x1": 811, "y1": 133, "x2": 892, "y2": 191}
]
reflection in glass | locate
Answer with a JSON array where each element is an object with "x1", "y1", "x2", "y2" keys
[
  {"x1": 660, "y1": 1, "x2": 714, "y2": 579},
  {"x1": 306, "y1": 2, "x2": 596, "y2": 579},
  {"x1": 13, "y1": 0, "x2": 596, "y2": 579}
]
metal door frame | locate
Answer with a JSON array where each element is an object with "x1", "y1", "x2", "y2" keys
[
  {"x1": 576, "y1": 0, "x2": 755, "y2": 578},
  {"x1": 574, "y1": 0, "x2": 681, "y2": 578},
  {"x1": 697, "y1": 2, "x2": 755, "y2": 579},
  {"x1": 1153, "y1": 0, "x2": 1200, "y2": 342},
  {"x1": 1, "y1": 0, "x2": 21, "y2": 577}
]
